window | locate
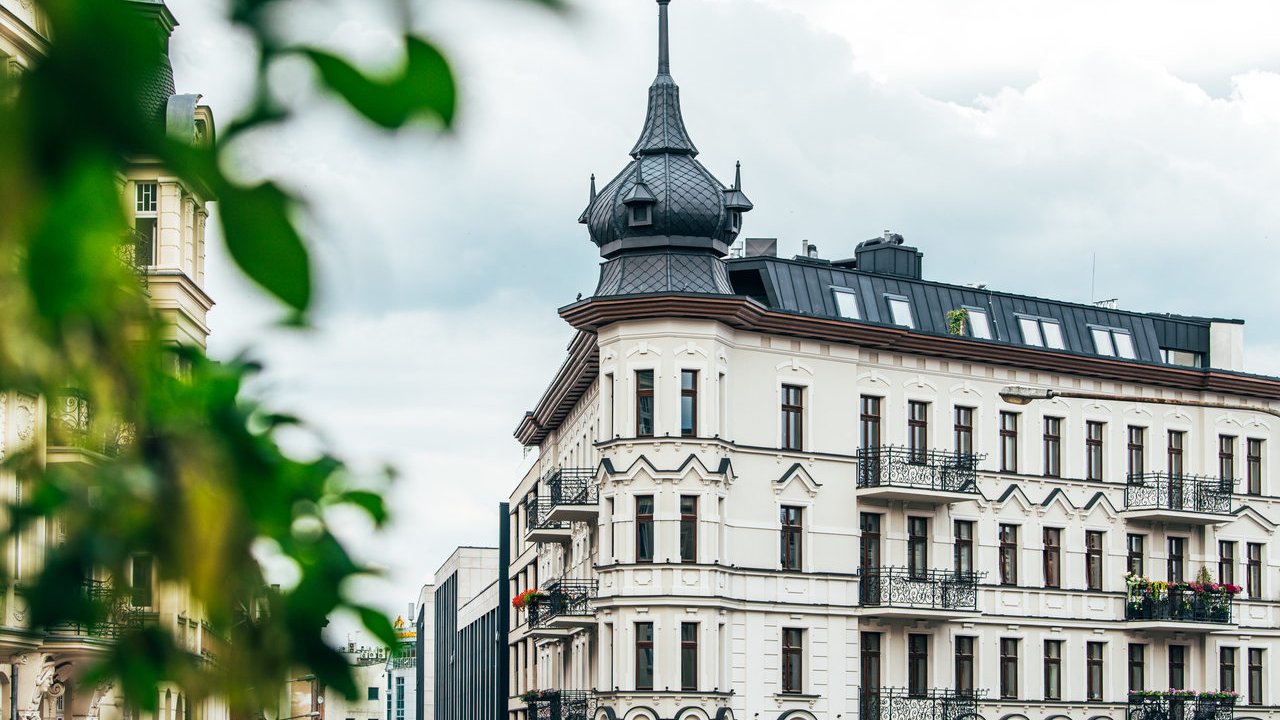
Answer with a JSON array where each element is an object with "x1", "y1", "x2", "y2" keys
[
  {"x1": 782, "y1": 628, "x2": 804, "y2": 694},
  {"x1": 860, "y1": 513, "x2": 882, "y2": 574},
  {"x1": 907, "y1": 517, "x2": 928, "y2": 580},
  {"x1": 907, "y1": 634, "x2": 928, "y2": 697},
  {"x1": 860, "y1": 396, "x2": 882, "y2": 486},
  {"x1": 1043, "y1": 417, "x2": 1062, "y2": 477},
  {"x1": 1221, "y1": 647, "x2": 1237, "y2": 694},
  {"x1": 908, "y1": 401, "x2": 929, "y2": 462},
  {"x1": 781, "y1": 385, "x2": 803, "y2": 450},
  {"x1": 636, "y1": 495, "x2": 654, "y2": 563},
  {"x1": 1129, "y1": 644, "x2": 1145, "y2": 693},
  {"x1": 679, "y1": 496, "x2": 697, "y2": 563},
  {"x1": 635, "y1": 370, "x2": 654, "y2": 437},
  {"x1": 1086, "y1": 642, "x2": 1104, "y2": 700},
  {"x1": 1086, "y1": 421, "x2": 1105, "y2": 480},
  {"x1": 1168, "y1": 430, "x2": 1185, "y2": 476},
  {"x1": 1090, "y1": 326, "x2": 1137, "y2": 359},
  {"x1": 1168, "y1": 537, "x2": 1185, "y2": 583},
  {"x1": 1000, "y1": 411, "x2": 1019, "y2": 473},
  {"x1": 1220, "y1": 541, "x2": 1236, "y2": 586},
  {"x1": 954, "y1": 407, "x2": 974, "y2": 456},
  {"x1": 636, "y1": 622, "x2": 654, "y2": 691},
  {"x1": 680, "y1": 370, "x2": 698, "y2": 437},
  {"x1": 1247, "y1": 439, "x2": 1263, "y2": 495},
  {"x1": 832, "y1": 287, "x2": 860, "y2": 319},
  {"x1": 963, "y1": 306, "x2": 992, "y2": 340},
  {"x1": 1248, "y1": 648, "x2": 1263, "y2": 705},
  {"x1": 1000, "y1": 638, "x2": 1019, "y2": 700},
  {"x1": 1169, "y1": 645, "x2": 1186, "y2": 690},
  {"x1": 954, "y1": 520, "x2": 974, "y2": 576},
  {"x1": 1085, "y1": 531, "x2": 1103, "y2": 591},
  {"x1": 134, "y1": 182, "x2": 158, "y2": 266},
  {"x1": 886, "y1": 295, "x2": 914, "y2": 328},
  {"x1": 1044, "y1": 640, "x2": 1062, "y2": 700},
  {"x1": 861, "y1": 633, "x2": 881, "y2": 703},
  {"x1": 367, "y1": 688, "x2": 378, "y2": 701},
  {"x1": 628, "y1": 203, "x2": 653, "y2": 227},
  {"x1": 1043, "y1": 527, "x2": 1061, "y2": 589},
  {"x1": 681, "y1": 622, "x2": 698, "y2": 691},
  {"x1": 999, "y1": 524, "x2": 1018, "y2": 586},
  {"x1": 1220, "y1": 435, "x2": 1237, "y2": 481},
  {"x1": 131, "y1": 553, "x2": 154, "y2": 607},
  {"x1": 1018, "y1": 316, "x2": 1065, "y2": 349},
  {"x1": 1127, "y1": 426, "x2": 1146, "y2": 478},
  {"x1": 780, "y1": 506, "x2": 803, "y2": 571},
  {"x1": 955, "y1": 636, "x2": 975, "y2": 696},
  {"x1": 394, "y1": 677, "x2": 404, "y2": 720},
  {"x1": 1127, "y1": 534, "x2": 1145, "y2": 576},
  {"x1": 1161, "y1": 348, "x2": 1203, "y2": 367},
  {"x1": 1247, "y1": 543, "x2": 1262, "y2": 599}
]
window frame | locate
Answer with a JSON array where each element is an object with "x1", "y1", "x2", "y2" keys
[
  {"x1": 1169, "y1": 644, "x2": 1186, "y2": 690},
  {"x1": 885, "y1": 294, "x2": 915, "y2": 328},
  {"x1": 1247, "y1": 438, "x2": 1263, "y2": 495},
  {"x1": 1043, "y1": 639, "x2": 1062, "y2": 701},
  {"x1": 1127, "y1": 425, "x2": 1146, "y2": 478},
  {"x1": 781, "y1": 628, "x2": 805, "y2": 694},
  {"x1": 1221, "y1": 646, "x2": 1237, "y2": 694},
  {"x1": 780, "y1": 505, "x2": 803, "y2": 571},
  {"x1": 1127, "y1": 533, "x2": 1145, "y2": 577},
  {"x1": 907, "y1": 401, "x2": 929, "y2": 463},
  {"x1": 1086, "y1": 641, "x2": 1104, "y2": 701},
  {"x1": 1085, "y1": 530, "x2": 1104, "y2": 591},
  {"x1": 1220, "y1": 434, "x2": 1237, "y2": 481},
  {"x1": 999, "y1": 524, "x2": 1019, "y2": 586},
  {"x1": 999, "y1": 638, "x2": 1019, "y2": 700},
  {"x1": 680, "y1": 622, "x2": 698, "y2": 691},
  {"x1": 961, "y1": 305, "x2": 992, "y2": 340},
  {"x1": 1042, "y1": 527, "x2": 1061, "y2": 589},
  {"x1": 954, "y1": 406, "x2": 974, "y2": 456},
  {"x1": 679, "y1": 495, "x2": 698, "y2": 563},
  {"x1": 1000, "y1": 411, "x2": 1019, "y2": 473},
  {"x1": 680, "y1": 370, "x2": 698, "y2": 438},
  {"x1": 1017, "y1": 315, "x2": 1065, "y2": 350},
  {"x1": 1247, "y1": 542, "x2": 1262, "y2": 599},
  {"x1": 1220, "y1": 540, "x2": 1236, "y2": 586},
  {"x1": 1248, "y1": 648, "x2": 1263, "y2": 706},
  {"x1": 1043, "y1": 416, "x2": 1062, "y2": 478},
  {"x1": 635, "y1": 621, "x2": 655, "y2": 691},
  {"x1": 1089, "y1": 325, "x2": 1137, "y2": 359},
  {"x1": 954, "y1": 520, "x2": 974, "y2": 576},
  {"x1": 907, "y1": 517, "x2": 928, "y2": 580},
  {"x1": 1168, "y1": 537, "x2": 1186, "y2": 583},
  {"x1": 780, "y1": 384, "x2": 804, "y2": 451},
  {"x1": 1086, "y1": 420, "x2": 1105, "y2": 481},
  {"x1": 635, "y1": 369, "x2": 655, "y2": 438},
  {"x1": 831, "y1": 286, "x2": 861, "y2": 320},
  {"x1": 635, "y1": 495, "x2": 655, "y2": 563},
  {"x1": 1129, "y1": 643, "x2": 1145, "y2": 693},
  {"x1": 955, "y1": 635, "x2": 975, "y2": 697},
  {"x1": 907, "y1": 633, "x2": 929, "y2": 698}
]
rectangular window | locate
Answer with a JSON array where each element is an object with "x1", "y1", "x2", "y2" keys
[
  {"x1": 1086, "y1": 421, "x2": 1105, "y2": 481},
  {"x1": 1168, "y1": 537, "x2": 1185, "y2": 583},
  {"x1": 908, "y1": 401, "x2": 929, "y2": 463},
  {"x1": 781, "y1": 385, "x2": 803, "y2": 450},
  {"x1": 1247, "y1": 438, "x2": 1263, "y2": 495},
  {"x1": 782, "y1": 628, "x2": 804, "y2": 694},
  {"x1": 1091, "y1": 326, "x2": 1137, "y2": 359},
  {"x1": 1043, "y1": 527, "x2": 1061, "y2": 589},
  {"x1": 367, "y1": 688, "x2": 378, "y2": 701},
  {"x1": 1247, "y1": 542, "x2": 1262, "y2": 599},
  {"x1": 679, "y1": 496, "x2": 697, "y2": 563},
  {"x1": 1086, "y1": 530, "x2": 1104, "y2": 591},
  {"x1": 636, "y1": 622, "x2": 654, "y2": 691},
  {"x1": 636, "y1": 370, "x2": 654, "y2": 437},
  {"x1": 1018, "y1": 316, "x2": 1065, "y2": 349},
  {"x1": 636, "y1": 496, "x2": 654, "y2": 563},
  {"x1": 1086, "y1": 642, "x2": 1104, "y2": 701},
  {"x1": 955, "y1": 636, "x2": 975, "y2": 696},
  {"x1": 1168, "y1": 430, "x2": 1185, "y2": 477},
  {"x1": 1129, "y1": 644, "x2": 1145, "y2": 693},
  {"x1": 1248, "y1": 648, "x2": 1263, "y2": 705},
  {"x1": 1044, "y1": 639, "x2": 1062, "y2": 701},
  {"x1": 1221, "y1": 435, "x2": 1237, "y2": 481},
  {"x1": 1127, "y1": 534, "x2": 1145, "y2": 577},
  {"x1": 907, "y1": 634, "x2": 928, "y2": 697},
  {"x1": 780, "y1": 506, "x2": 803, "y2": 571},
  {"x1": 1127, "y1": 426, "x2": 1146, "y2": 478},
  {"x1": 832, "y1": 287, "x2": 860, "y2": 319},
  {"x1": 134, "y1": 182, "x2": 159, "y2": 266},
  {"x1": 954, "y1": 520, "x2": 974, "y2": 576},
  {"x1": 887, "y1": 295, "x2": 914, "y2": 328},
  {"x1": 999, "y1": 524, "x2": 1018, "y2": 586},
  {"x1": 860, "y1": 396, "x2": 882, "y2": 486},
  {"x1": 1000, "y1": 638, "x2": 1019, "y2": 700},
  {"x1": 681, "y1": 622, "x2": 698, "y2": 691},
  {"x1": 130, "y1": 553, "x2": 154, "y2": 607},
  {"x1": 680, "y1": 370, "x2": 698, "y2": 437},
  {"x1": 1000, "y1": 411, "x2": 1019, "y2": 473},
  {"x1": 954, "y1": 407, "x2": 974, "y2": 456},
  {"x1": 1043, "y1": 417, "x2": 1062, "y2": 477},
  {"x1": 1221, "y1": 647, "x2": 1237, "y2": 694},
  {"x1": 394, "y1": 677, "x2": 404, "y2": 720},
  {"x1": 907, "y1": 517, "x2": 928, "y2": 580},
  {"x1": 964, "y1": 307, "x2": 992, "y2": 340},
  {"x1": 1220, "y1": 541, "x2": 1236, "y2": 586},
  {"x1": 861, "y1": 632, "x2": 881, "y2": 698},
  {"x1": 860, "y1": 513, "x2": 882, "y2": 574},
  {"x1": 1169, "y1": 645, "x2": 1186, "y2": 690}
]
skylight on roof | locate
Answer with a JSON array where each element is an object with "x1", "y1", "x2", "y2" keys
[
  {"x1": 964, "y1": 306, "x2": 992, "y2": 340},
  {"x1": 1018, "y1": 316, "x2": 1065, "y2": 350},
  {"x1": 1091, "y1": 326, "x2": 1137, "y2": 359},
  {"x1": 832, "y1": 287, "x2": 860, "y2": 320},
  {"x1": 887, "y1": 295, "x2": 914, "y2": 328}
]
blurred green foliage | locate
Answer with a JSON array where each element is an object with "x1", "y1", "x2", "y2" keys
[{"x1": 0, "y1": 0, "x2": 559, "y2": 713}]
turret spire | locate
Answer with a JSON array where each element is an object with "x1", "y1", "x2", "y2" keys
[
  {"x1": 658, "y1": 0, "x2": 671, "y2": 76},
  {"x1": 630, "y1": 0, "x2": 697, "y2": 157}
]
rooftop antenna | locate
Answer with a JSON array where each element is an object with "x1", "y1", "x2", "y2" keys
[{"x1": 1090, "y1": 252, "x2": 1096, "y2": 304}]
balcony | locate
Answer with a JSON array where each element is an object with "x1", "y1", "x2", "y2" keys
[
  {"x1": 1125, "y1": 578, "x2": 1237, "y2": 631},
  {"x1": 527, "y1": 579, "x2": 597, "y2": 637},
  {"x1": 1123, "y1": 473, "x2": 1233, "y2": 524},
  {"x1": 47, "y1": 393, "x2": 133, "y2": 458},
  {"x1": 524, "y1": 496, "x2": 571, "y2": 544},
  {"x1": 544, "y1": 468, "x2": 598, "y2": 524},
  {"x1": 859, "y1": 688, "x2": 985, "y2": 720},
  {"x1": 116, "y1": 228, "x2": 151, "y2": 289},
  {"x1": 524, "y1": 690, "x2": 596, "y2": 720},
  {"x1": 858, "y1": 567, "x2": 983, "y2": 619},
  {"x1": 45, "y1": 578, "x2": 146, "y2": 644},
  {"x1": 1127, "y1": 692, "x2": 1236, "y2": 720},
  {"x1": 855, "y1": 447, "x2": 983, "y2": 503}
]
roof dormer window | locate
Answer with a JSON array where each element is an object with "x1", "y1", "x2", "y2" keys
[
  {"x1": 831, "y1": 287, "x2": 860, "y2": 320},
  {"x1": 1017, "y1": 315, "x2": 1065, "y2": 350},
  {"x1": 628, "y1": 204, "x2": 652, "y2": 227},
  {"x1": 729, "y1": 209, "x2": 742, "y2": 233},
  {"x1": 1090, "y1": 326, "x2": 1136, "y2": 359},
  {"x1": 886, "y1": 295, "x2": 915, "y2": 328}
]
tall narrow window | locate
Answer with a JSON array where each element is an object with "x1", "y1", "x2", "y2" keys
[
  {"x1": 680, "y1": 370, "x2": 698, "y2": 437},
  {"x1": 1128, "y1": 644, "x2": 1145, "y2": 693},
  {"x1": 860, "y1": 396, "x2": 882, "y2": 486},
  {"x1": 1127, "y1": 534, "x2": 1145, "y2": 577},
  {"x1": 1000, "y1": 412, "x2": 1019, "y2": 473},
  {"x1": 860, "y1": 513, "x2": 882, "y2": 574},
  {"x1": 1247, "y1": 543, "x2": 1262, "y2": 599},
  {"x1": 907, "y1": 634, "x2": 928, "y2": 697},
  {"x1": 635, "y1": 622, "x2": 654, "y2": 691},
  {"x1": 999, "y1": 524, "x2": 1019, "y2": 586},
  {"x1": 1168, "y1": 645, "x2": 1186, "y2": 690},
  {"x1": 908, "y1": 401, "x2": 929, "y2": 463},
  {"x1": 781, "y1": 385, "x2": 803, "y2": 451},
  {"x1": 1248, "y1": 649, "x2": 1263, "y2": 705},
  {"x1": 1168, "y1": 430, "x2": 1185, "y2": 476},
  {"x1": 1247, "y1": 439, "x2": 1263, "y2": 495},
  {"x1": 1221, "y1": 647, "x2": 1237, "y2": 694},
  {"x1": 955, "y1": 636, "x2": 975, "y2": 697},
  {"x1": 1220, "y1": 435, "x2": 1237, "y2": 481},
  {"x1": 780, "y1": 506, "x2": 803, "y2": 571},
  {"x1": 1086, "y1": 642, "x2": 1104, "y2": 700},
  {"x1": 861, "y1": 633, "x2": 881, "y2": 701},
  {"x1": 1168, "y1": 537, "x2": 1185, "y2": 583},
  {"x1": 134, "y1": 182, "x2": 158, "y2": 266},
  {"x1": 1043, "y1": 640, "x2": 1062, "y2": 701},
  {"x1": 1086, "y1": 421, "x2": 1105, "y2": 481},
  {"x1": 1042, "y1": 527, "x2": 1061, "y2": 589},
  {"x1": 635, "y1": 370, "x2": 654, "y2": 437},
  {"x1": 1043, "y1": 417, "x2": 1062, "y2": 477},
  {"x1": 1220, "y1": 541, "x2": 1236, "y2": 586},
  {"x1": 1127, "y1": 426, "x2": 1146, "y2": 478},
  {"x1": 1000, "y1": 638, "x2": 1019, "y2": 700},
  {"x1": 131, "y1": 553, "x2": 154, "y2": 607},
  {"x1": 907, "y1": 517, "x2": 928, "y2": 580},
  {"x1": 954, "y1": 520, "x2": 974, "y2": 576},
  {"x1": 1085, "y1": 530, "x2": 1104, "y2": 591},
  {"x1": 681, "y1": 622, "x2": 698, "y2": 691},
  {"x1": 636, "y1": 496, "x2": 654, "y2": 563},
  {"x1": 679, "y1": 496, "x2": 697, "y2": 563},
  {"x1": 781, "y1": 628, "x2": 804, "y2": 694},
  {"x1": 955, "y1": 407, "x2": 974, "y2": 456}
]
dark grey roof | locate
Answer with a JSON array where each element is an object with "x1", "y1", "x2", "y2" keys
[
  {"x1": 629, "y1": 74, "x2": 697, "y2": 157},
  {"x1": 595, "y1": 252, "x2": 733, "y2": 296}
]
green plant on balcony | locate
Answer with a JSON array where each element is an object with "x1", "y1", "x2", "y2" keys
[{"x1": 945, "y1": 308, "x2": 968, "y2": 335}]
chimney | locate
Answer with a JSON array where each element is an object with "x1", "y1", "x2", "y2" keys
[{"x1": 743, "y1": 237, "x2": 777, "y2": 258}]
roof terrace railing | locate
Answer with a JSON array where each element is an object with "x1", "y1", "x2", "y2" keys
[{"x1": 856, "y1": 447, "x2": 983, "y2": 494}]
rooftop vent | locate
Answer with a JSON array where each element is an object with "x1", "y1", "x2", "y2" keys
[
  {"x1": 743, "y1": 237, "x2": 778, "y2": 258},
  {"x1": 854, "y1": 230, "x2": 923, "y2": 279}
]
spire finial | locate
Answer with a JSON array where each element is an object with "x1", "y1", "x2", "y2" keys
[
  {"x1": 589, "y1": 174, "x2": 597, "y2": 202},
  {"x1": 657, "y1": 0, "x2": 671, "y2": 76},
  {"x1": 734, "y1": 161, "x2": 742, "y2": 190}
]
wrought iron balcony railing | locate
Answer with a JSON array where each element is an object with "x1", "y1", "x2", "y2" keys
[
  {"x1": 1127, "y1": 694, "x2": 1235, "y2": 720},
  {"x1": 856, "y1": 447, "x2": 983, "y2": 494},
  {"x1": 546, "y1": 467, "x2": 597, "y2": 507},
  {"x1": 117, "y1": 228, "x2": 151, "y2": 288},
  {"x1": 524, "y1": 495, "x2": 568, "y2": 532},
  {"x1": 48, "y1": 392, "x2": 134, "y2": 456},
  {"x1": 525, "y1": 690, "x2": 596, "y2": 720},
  {"x1": 46, "y1": 578, "x2": 144, "y2": 640},
  {"x1": 1124, "y1": 473, "x2": 1233, "y2": 515},
  {"x1": 859, "y1": 687, "x2": 985, "y2": 720},
  {"x1": 1126, "y1": 587, "x2": 1234, "y2": 625},
  {"x1": 527, "y1": 579, "x2": 597, "y2": 628},
  {"x1": 859, "y1": 567, "x2": 983, "y2": 612}
]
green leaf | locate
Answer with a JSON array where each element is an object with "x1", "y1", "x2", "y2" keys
[
  {"x1": 338, "y1": 490, "x2": 389, "y2": 525},
  {"x1": 302, "y1": 36, "x2": 456, "y2": 130},
  {"x1": 217, "y1": 182, "x2": 312, "y2": 314},
  {"x1": 356, "y1": 605, "x2": 399, "y2": 648}
]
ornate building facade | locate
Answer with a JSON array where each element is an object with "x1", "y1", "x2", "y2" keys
[{"x1": 505, "y1": 3, "x2": 1279, "y2": 720}]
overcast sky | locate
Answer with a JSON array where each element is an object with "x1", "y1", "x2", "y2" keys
[{"x1": 163, "y1": 0, "x2": 1280, "y2": 637}]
